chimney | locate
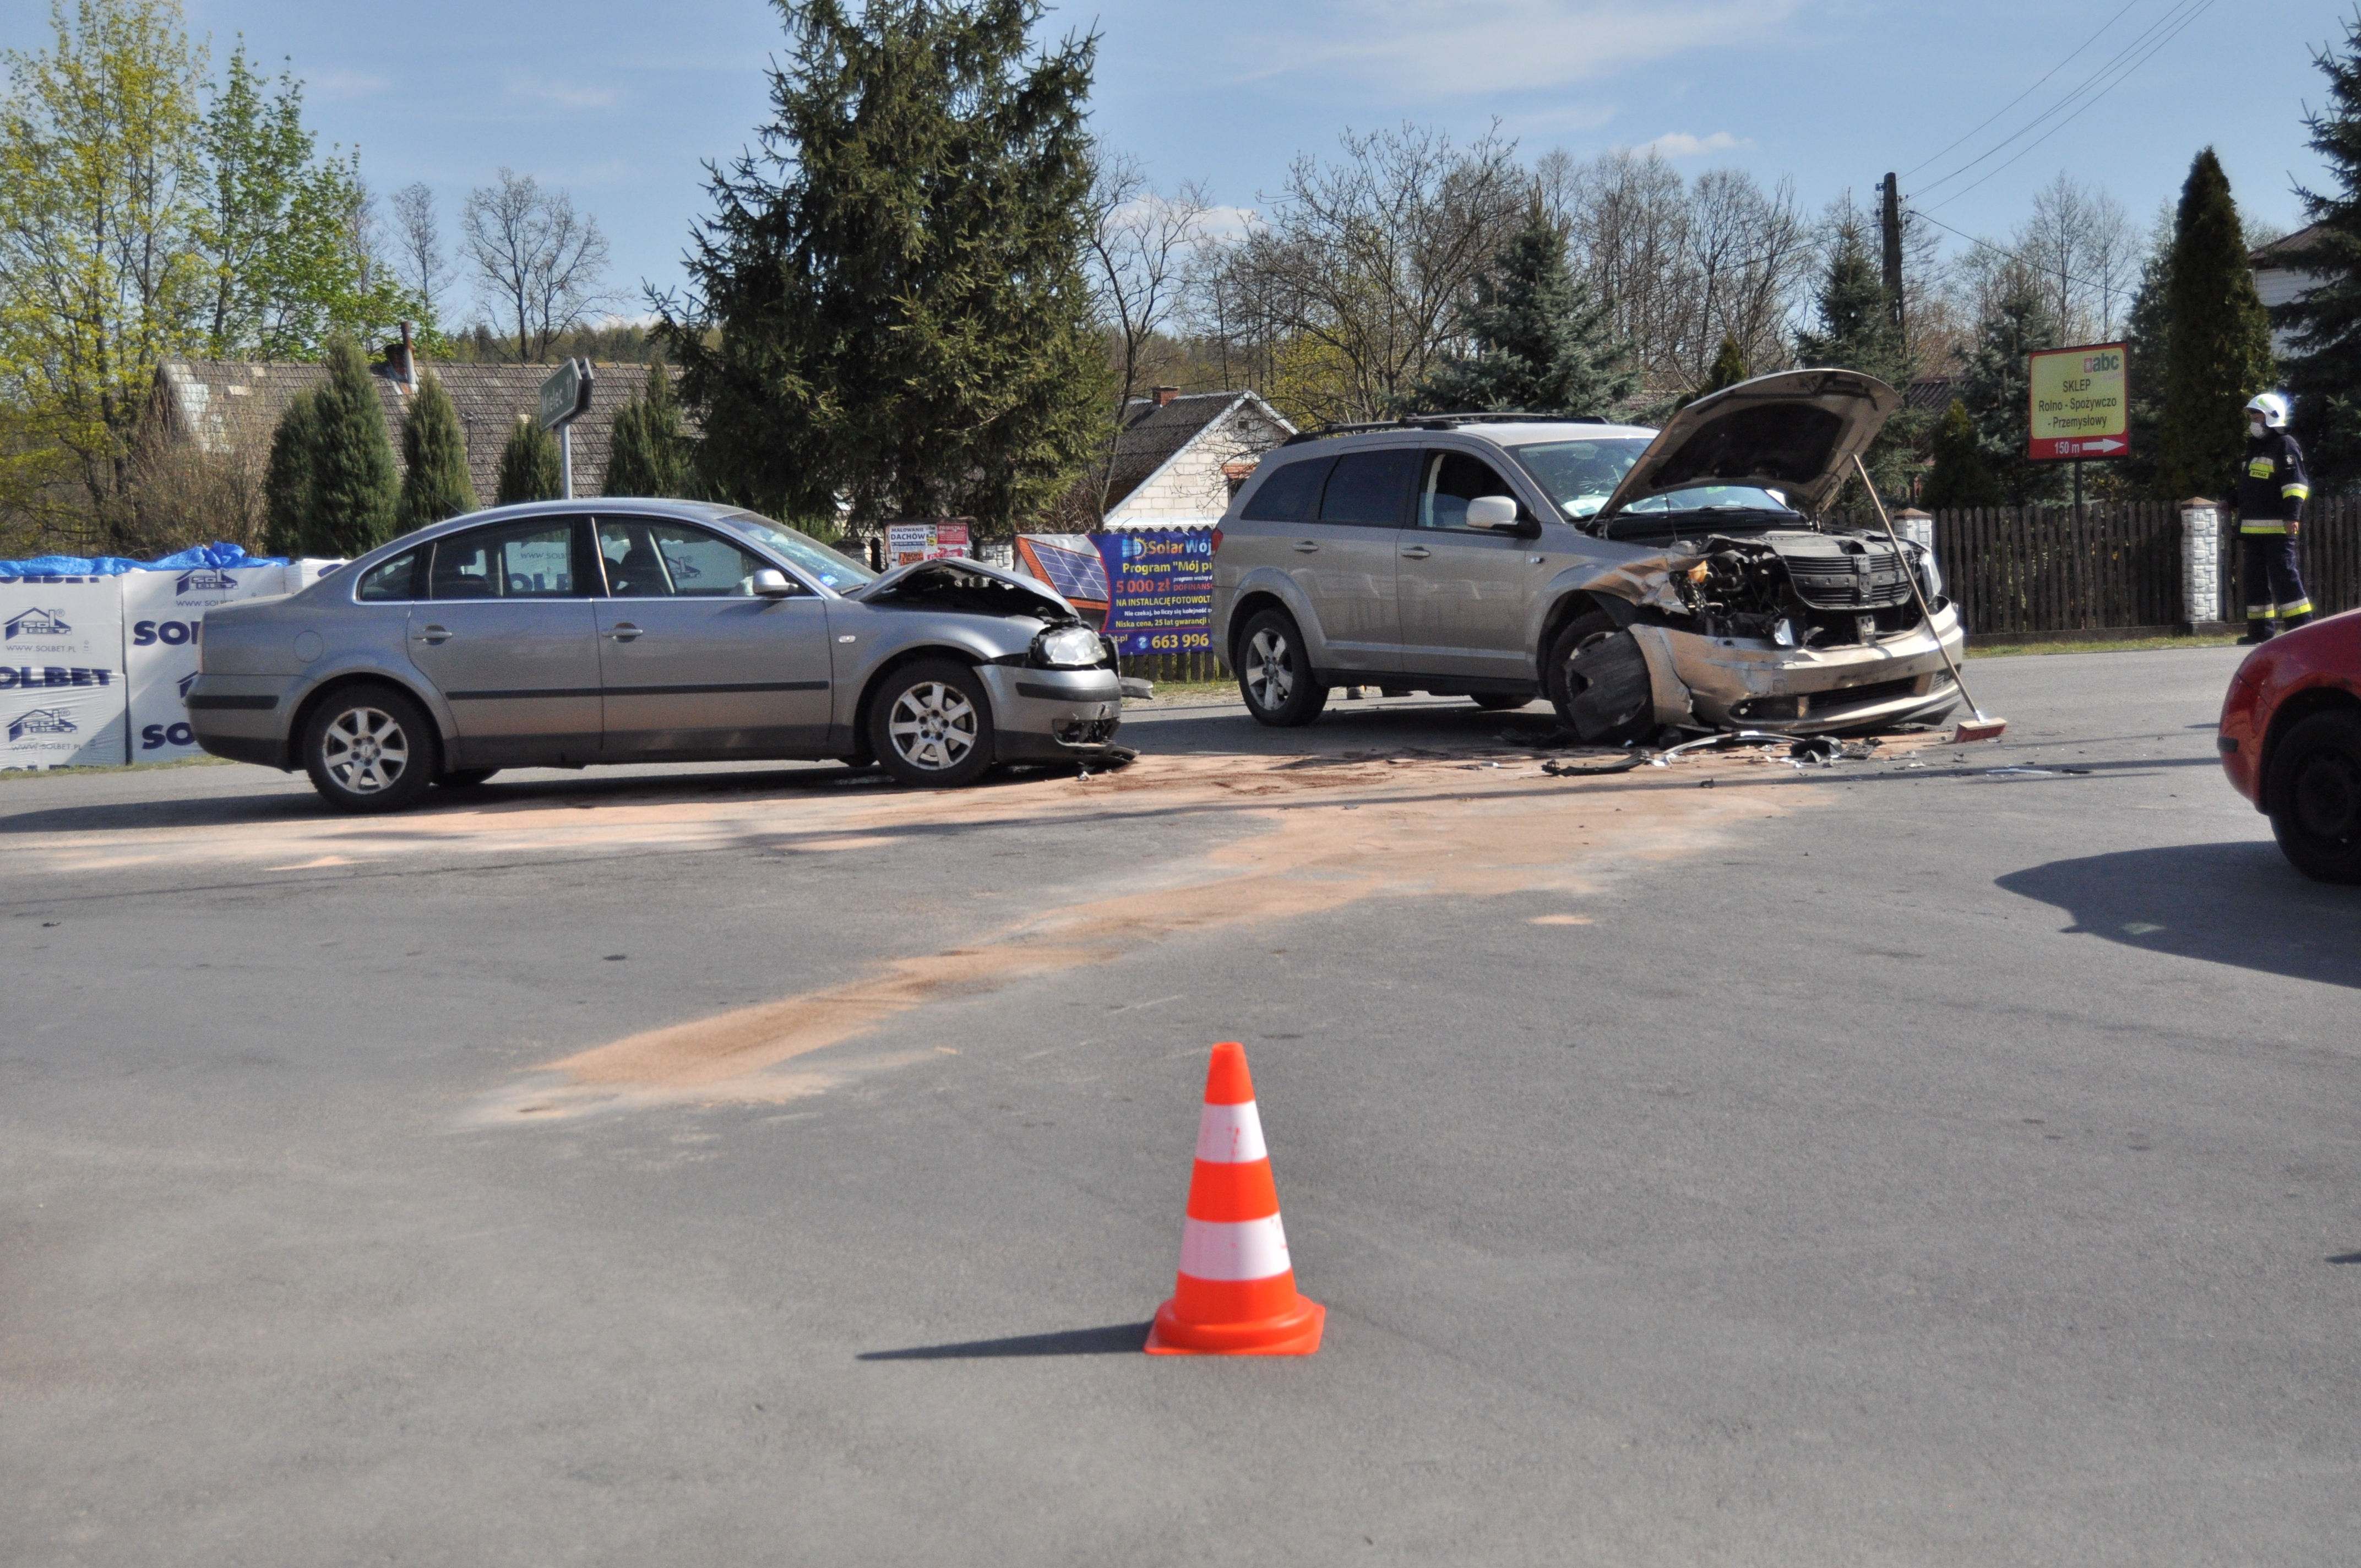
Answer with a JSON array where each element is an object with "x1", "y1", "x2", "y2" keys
[
  {"x1": 1152, "y1": 385, "x2": 1179, "y2": 407},
  {"x1": 399, "y1": 320, "x2": 416, "y2": 388}
]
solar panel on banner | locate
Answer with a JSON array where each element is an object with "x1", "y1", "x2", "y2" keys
[{"x1": 1016, "y1": 536, "x2": 1108, "y2": 605}]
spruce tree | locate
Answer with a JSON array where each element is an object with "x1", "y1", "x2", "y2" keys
[
  {"x1": 495, "y1": 418, "x2": 561, "y2": 505},
  {"x1": 262, "y1": 390, "x2": 322, "y2": 557},
  {"x1": 1920, "y1": 399, "x2": 2004, "y2": 509},
  {"x1": 1795, "y1": 221, "x2": 1918, "y2": 502},
  {"x1": 2120, "y1": 215, "x2": 2173, "y2": 497},
  {"x1": 304, "y1": 338, "x2": 399, "y2": 556},
  {"x1": 1410, "y1": 195, "x2": 1636, "y2": 417},
  {"x1": 2278, "y1": 14, "x2": 2361, "y2": 492},
  {"x1": 603, "y1": 362, "x2": 692, "y2": 497},
  {"x1": 2156, "y1": 149, "x2": 2275, "y2": 500},
  {"x1": 395, "y1": 372, "x2": 477, "y2": 531},
  {"x1": 655, "y1": 0, "x2": 1107, "y2": 531},
  {"x1": 1957, "y1": 271, "x2": 2065, "y2": 505}
]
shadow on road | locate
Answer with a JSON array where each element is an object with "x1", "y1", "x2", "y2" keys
[
  {"x1": 1997, "y1": 841, "x2": 2361, "y2": 990},
  {"x1": 857, "y1": 1322, "x2": 1151, "y2": 1359}
]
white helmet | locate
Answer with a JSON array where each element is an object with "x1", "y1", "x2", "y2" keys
[{"x1": 2246, "y1": 391, "x2": 2291, "y2": 429}]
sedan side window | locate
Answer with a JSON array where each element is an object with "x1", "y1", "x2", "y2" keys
[
  {"x1": 355, "y1": 549, "x2": 420, "y2": 601},
  {"x1": 1319, "y1": 449, "x2": 1419, "y2": 526},
  {"x1": 428, "y1": 521, "x2": 581, "y2": 599},
  {"x1": 1239, "y1": 455, "x2": 1334, "y2": 522},
  {"x1": 597, "y1": 519, "x2": 785, "y2": 598},
  {"x1": 1418, "y1": 450, "x2": 1520, "y2": 530}
]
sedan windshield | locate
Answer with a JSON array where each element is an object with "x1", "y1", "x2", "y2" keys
[
  {"x1": 1508, "y1": 437, "x2": 1792, "y2": 519},
  {"x1": 719, "y1": 513, "x2": 875, "y2": 591}
]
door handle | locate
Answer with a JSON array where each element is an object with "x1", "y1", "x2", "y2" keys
[
  {"x1": 1293, "y1": 541, "x2": 1320, "y2": 554},
  {"x1": 1399, "y1": 546, "x2": 1432, "y2": 560},
  {"x1": 607, "y1": 622, "x2": 643, "y2": 641},
  {"x1": 414, "y1": 624, "x2": 451, "y2": 644}
]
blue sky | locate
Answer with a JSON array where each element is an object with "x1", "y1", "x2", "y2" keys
[{"x1": 8, "y1": 0, "x2": 2346, "y2": 321}]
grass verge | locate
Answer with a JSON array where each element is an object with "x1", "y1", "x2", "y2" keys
[
  {"x1": 1966, "y1": 634, "x2": 2245, "y2": 658},
  {"x1": 1, "y1": 754, "x2": 237, "y2": 783}
]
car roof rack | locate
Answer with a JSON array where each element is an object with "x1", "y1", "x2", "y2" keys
[{"x1": 1278, "y1": 411, "x2": 1609, "y2": 447}]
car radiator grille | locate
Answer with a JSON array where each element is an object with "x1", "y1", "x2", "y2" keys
[{"x1": 1784, "y1": 546, "x2": 1916, "y2": 610}]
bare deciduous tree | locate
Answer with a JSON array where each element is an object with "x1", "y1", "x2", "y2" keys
[
  {"x1": 461, "y1": 169, "x2": 611, "y2": 361},
  {"x1": 2016, "y1": 172, "x2": 2133, "y2": 341},
  {"x1": 1085, "y1": 154, "x2": 1211, "y2": 518},
  {"x1": 1199, "y1": 123, "x2": 1525, "y2": 427},
  {"x1": 389, "y1": 181, "x2": 447, "y2": 321}
]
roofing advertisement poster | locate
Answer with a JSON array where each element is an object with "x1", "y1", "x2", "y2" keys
[
  {"x1": 1094, "y1": 529, "x2": 1214, "y2": 655},
  {"x1": 2027, "y1": 341, "x2": 2130, "y2": 461},
  {"x1": 1, "y1": 578, "x2": 129, "y2": 769},
  {"x1": 124, "y1": 563, "x2": 287, "y2": 763},
  {"x1": 886, "y1": 520, "x2": 972, "y2": 566}
]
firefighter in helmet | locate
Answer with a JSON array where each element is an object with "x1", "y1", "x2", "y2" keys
[{"x1": 2235, "y1": 391, "x2": 2313, "y2": 643}]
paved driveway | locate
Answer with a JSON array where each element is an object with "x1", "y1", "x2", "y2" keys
[{"x1": 5, "y1": 646, "x2": 2356, "y2": 1565}]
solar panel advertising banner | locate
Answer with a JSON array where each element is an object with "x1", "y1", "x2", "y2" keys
[
  {"x1": 1, "y1": 577, "x2": 129, "y2": 769},
  {"x1": 1013, "y1": 535, "x2": 1111, "y2": 616},
  {"x1": 1094, "y1": 529, "x2": 1215, "y2": 655},
  {"x1": 124, "y1": 563, "x2": 287, "y2": 763}
]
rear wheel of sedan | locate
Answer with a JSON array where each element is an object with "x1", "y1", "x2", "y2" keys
[
  {"x1": 1236, "y1": 609, "x2": 1329, "y2": 727},
  {"x1": 869, "y1": 659, "x2": 996, "y2": 788},
  {"x1": 1544, "y1": 610, "x2": 1654, "y2": 744},
  {"x1": 2266, "y1": 710, "x2": 2361, "y2": 884},
  {"x1": 302, "y1": 683, "x2": 438, "y2": 813}
]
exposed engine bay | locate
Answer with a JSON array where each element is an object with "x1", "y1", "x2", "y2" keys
[
  {"x1": 1669, "y1": 529, "x2": 1933, "y2": 648},
  {"x1": 855, "y1": 559, "x2": 1080, "y2": 624}
]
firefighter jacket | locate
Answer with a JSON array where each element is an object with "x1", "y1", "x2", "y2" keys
[{"x1": 2235, "y1": 428, "x2": 2309, "y2": 531}]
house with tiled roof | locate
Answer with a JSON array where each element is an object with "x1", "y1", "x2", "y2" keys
[
  {"x1": 2251, "y1": 225, "x2": 2329, "y2": 360},
  {"x1": 1051, "y1": 388, "x2": 1294, "y2": 530},
  {"x1": 147, "y1": 332, "x2": 662, "y2": 503}
]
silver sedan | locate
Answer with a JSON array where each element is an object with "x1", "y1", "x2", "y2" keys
[{"x1": 188, "y1": 500, "x2": 1128, "y2": 810}]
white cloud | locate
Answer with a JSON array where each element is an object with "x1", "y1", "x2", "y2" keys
[
  {"x1": 501, "y1": 73, "x2": 622, "y2": 111},
  {"x1": 1248, "y1": 0, "x2": 1803, "y2": 97},
  {"x1": 1636, "y1": 129, "x2": 1749, "y2": 157}
]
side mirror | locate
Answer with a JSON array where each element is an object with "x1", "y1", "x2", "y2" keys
[
  {"x1": 1466, "y1": 494, "x2": 1522, "y2": 531},
  {"x1": 750, "y1": 568, "x2": 795, "y2": 598}
]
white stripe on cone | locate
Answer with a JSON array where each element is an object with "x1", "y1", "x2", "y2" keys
[
  {"x1": 1178, "y1": 1215, "x2": 1292, "y2": 1281},
  {"x1": 1194, "y1": 1100, "x2": 1269, "y2": 1164}
]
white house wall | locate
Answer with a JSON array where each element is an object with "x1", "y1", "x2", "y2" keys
[{"x1": 1104, "y1": 401, "x2": 1293, "y2": 530}]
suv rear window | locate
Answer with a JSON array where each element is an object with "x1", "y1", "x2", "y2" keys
[
  {"x1": 1241, "y1": 455, "x2": 1333, "y2": 522},
  {"x1": 1319, "y1": 450, "x2": 1418, "y2": 526}
]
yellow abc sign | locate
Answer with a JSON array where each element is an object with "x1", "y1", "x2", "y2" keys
[{"x1": 2026, "y1": 342, "x2": 2129, "y2": 460}]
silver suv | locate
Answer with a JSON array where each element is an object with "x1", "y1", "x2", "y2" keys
[{"x1": 1210, "y1": 370, "x2": 1965, "y2": 739}]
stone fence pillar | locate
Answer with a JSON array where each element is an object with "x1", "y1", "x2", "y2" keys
[
  {"x1": 2179, "y1": 497, "x2": 2225, "y2": 630},
  {"x1": 1889, "y1": 508, "x2": 1935, "y2": 556}
]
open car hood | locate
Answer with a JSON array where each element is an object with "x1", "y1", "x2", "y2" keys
[
  {"x1": 1596, "y1": 368, "x2": 1900, "y2": 520},
  {"x1": 853, "y1": 555, "x2": 1079, "y2": 621}
]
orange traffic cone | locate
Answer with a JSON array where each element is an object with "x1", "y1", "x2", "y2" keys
[{"x1": 1146, "y1": 1041, "x2": 1325, "y2": 1356}]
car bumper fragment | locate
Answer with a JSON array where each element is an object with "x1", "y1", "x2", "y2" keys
[
  {"x1": 1659, "y1": 602, "x2": 1968, "y2": 733},
  {"x1": 977, "y1": 665, "x2": 1124, "y2": 760}
]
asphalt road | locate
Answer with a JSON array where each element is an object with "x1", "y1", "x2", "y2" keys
[{"x1": 5, "y1": 645, "x2": 2357, "y2": 1566}]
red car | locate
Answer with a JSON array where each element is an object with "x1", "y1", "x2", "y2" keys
[{"x1": 2219, "y1": 608, "x2": 2361, "y2": 883}]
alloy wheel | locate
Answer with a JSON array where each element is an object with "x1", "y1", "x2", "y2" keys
[
  {"x1": 321, "y1": 706, "x2": 411, "y2": 794},
  {"x1": 886, "y1": 682, "x2": 978, "y2": 772},
  {"x1": 1246, "y1": 628, "x2": 1294, "y2": 711}
]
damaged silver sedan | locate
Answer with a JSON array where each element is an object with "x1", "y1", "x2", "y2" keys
[{"x1": 1209, "y1": 369, "x2": 1965, "y2": 740}]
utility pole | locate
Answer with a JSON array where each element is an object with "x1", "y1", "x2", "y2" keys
[{"x1": 1880, "y1": 172, "x2": 1907, "y2": 340}]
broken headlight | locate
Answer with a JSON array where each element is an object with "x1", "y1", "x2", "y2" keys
[{"x1": 1031, "y1": 624, "x2": 1106, "y2": 668}]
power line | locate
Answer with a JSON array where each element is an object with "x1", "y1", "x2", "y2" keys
[
  {"x1": 1925, "y1": 0, "x2": 2221, "y2": 210},
  {"x1": 1900, "y1": 0, "x2": 2143, "y2": 182},
  {"x1": 1906, "y1": 206, "x2": 2136, "y2": 310},
  {"x1": 1915, "y1": 0, "x2": 2217, "y2": 202}
]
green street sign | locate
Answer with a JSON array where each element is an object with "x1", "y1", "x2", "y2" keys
[{"x1": 538, "y1": 359, "x2": 594, "y2": 430}]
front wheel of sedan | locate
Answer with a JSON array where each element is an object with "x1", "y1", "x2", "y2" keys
[
  {"x1": 2266, "y1": 710, "x2": 2361, "y2": 884},
  {"x1": 869, "y1": 660, "x2": 997, "y2": 788},
  {"x1": 1236, "y1": 609, "x2": 1329, "y2": 727},
  {"x1": 302, "y1": 683, "x2": 438, "y2": 813}
]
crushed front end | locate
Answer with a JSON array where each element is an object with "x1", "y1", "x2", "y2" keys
[{"x1": 1647, "y1": 530, "x2": 1965, "y2": 733}]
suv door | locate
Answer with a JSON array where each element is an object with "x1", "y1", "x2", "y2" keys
[
  {"x1": 1396, "y1": 448, "x2": 1556, "y2": 683},
  {"x1": 1285, "y1": 447, "x2": 1416, "y2": 673},
  {"x1": 591, "y1": 517, "x2": 834, "y2": 756},
  {"x1": 405, "y1": 517, "x2": 602, "y2": 765}
]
